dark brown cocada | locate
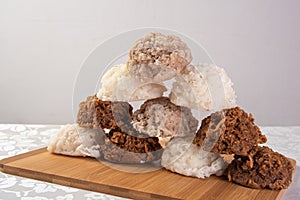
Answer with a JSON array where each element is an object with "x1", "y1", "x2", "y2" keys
[
  {"x1": 76, "y1": 95, "x2": 133, "y2": 130},
  {"x1": 193, "y1": 107, "x2": 267, "y2": 156},
  {"x1": 100, "y1": 128, "x2": 163, "y2": 164},
  {"x1": 227, "y1": 146, "x2": 294, "y2": 190}
]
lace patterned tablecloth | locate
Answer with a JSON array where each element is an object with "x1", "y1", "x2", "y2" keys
[{"x1": 0, "y1": 124, "x2": 299, "y2": 200}]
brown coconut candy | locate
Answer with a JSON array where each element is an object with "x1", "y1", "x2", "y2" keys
[
  {"x1": 100, "y1": 128, "x2": 163, "y2": 164},
  {"x1": 76, "y1": 95, "x2": 133, "y2": 130},
  {"x1": 227, "y1": 146, "x2": 294, "y2": 190},
  {"x1": 193, "y1": 107, "x2": 267, "y2": 156}
]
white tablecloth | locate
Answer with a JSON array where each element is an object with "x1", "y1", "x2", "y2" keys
[{"x1": 0, "y1": 124, "x2": 299, "y2": 200}]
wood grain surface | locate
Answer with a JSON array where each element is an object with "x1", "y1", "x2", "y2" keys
[{"x1": 0, "y1": 148, "x2": 296, "y2": 200}]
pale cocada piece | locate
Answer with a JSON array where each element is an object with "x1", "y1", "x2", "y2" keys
[
  {"x1": 161, "y1": 137, "x2": 228, "y2": 179},
  {"x1": 47, "y1": 124, "x2": 104, "y2": 157},
  {"x1": 169, "y1": 64, "x2": 237, "y2": 111},
  {"x1": 97, "y1": 64, "x2": 167, "y2": 101},
  {"x1": 127, "y1": 32, "x2": 192, "y2": 82}
]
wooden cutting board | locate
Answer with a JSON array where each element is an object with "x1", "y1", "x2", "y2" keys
[{"x1": 0, "y1": 148, "x2": 296, "y2": 200}]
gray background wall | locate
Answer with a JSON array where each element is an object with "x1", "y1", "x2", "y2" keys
[{"x1": 0, "y1": 0, "x2": 299, "y2": 126}]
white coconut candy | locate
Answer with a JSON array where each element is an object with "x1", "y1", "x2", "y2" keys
[
  {"x1": 97, "y1": 64, "x2": 167, "y2": 101},
  {"x1": 161, "y1": 137, "x2": 228, "y2": 179},
  {"x1": 47, "y1": 124, "x2": 104, "y2": 157},
  {"x1": 169, "y1": 64, "x2": 237, "y2": 111}
]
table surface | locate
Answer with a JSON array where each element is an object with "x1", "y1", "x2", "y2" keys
[{"x1": 0, "y1": 124, "x2": 299, "y2": 200}]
